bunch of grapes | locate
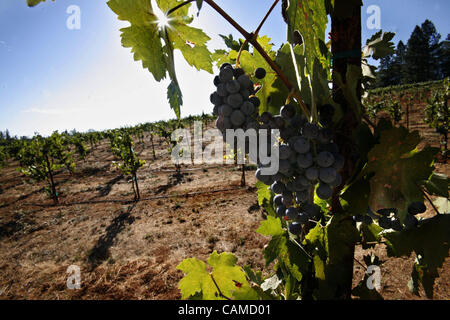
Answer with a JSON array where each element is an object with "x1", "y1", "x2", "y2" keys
[
  {"x1": 354, "y1": 201, "x2": 426, "y2": 231},
  {"x1": 210, "y1": 63, "x2": 265, "y2": 134},
  {"x1": 254, "y1": 104, "x2": 345, "y2": 235}
]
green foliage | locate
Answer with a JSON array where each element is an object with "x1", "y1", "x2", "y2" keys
[
  {"x1": 107, "y1": 0, "x2": 213, "y2": 118},
  {"x1": 17, "y1": 132, "x2": 75, "y2": 202},
  {"x1": 383, "y1": 214, "x2": 450, "y2": 298},
  {"x1": 364, "y1": 126, "x2": 439, "y2": 222},
  {"x1": 177, "y1": 251, "x2": 259, "y2": 300}
]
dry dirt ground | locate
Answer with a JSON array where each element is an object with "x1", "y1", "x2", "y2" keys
[{"x1": 0, "y1": 122, "x2": 448, "y2": 300}]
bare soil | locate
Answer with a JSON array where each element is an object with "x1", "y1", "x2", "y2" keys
[{"x1": 0, "y1": 122, "x2": 448, "y2": 300}]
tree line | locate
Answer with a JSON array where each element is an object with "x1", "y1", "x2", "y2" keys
[{"x1": 375, "y1": 19, "x2": 449, "y2": 88}]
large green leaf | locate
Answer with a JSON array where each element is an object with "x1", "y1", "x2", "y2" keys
[
  {"x1": 383, "y1": 214, "x2": 450, "y2": 298},
  {"x1": 284, "y1": 0, "x2": 328, "y2": 76},
  {"x1": 363, "y1": 30, "x2": 396, "y2": 60},
  {"x1": 177, "y1": 251, "x2": 259, "y2": 300},
  {"x1": 107, "y1": 0, "x2": 212, "y2": 118},
  {"x1": 364, "y1": 126, "x2": 439, "y2": 221}
]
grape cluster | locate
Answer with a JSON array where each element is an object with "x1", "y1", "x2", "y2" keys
[
  {"x1": 210, "y1": 63, "x2": 262, "y2": 134},
  {"x1": 354, "y1": 201, "x2": 426, "y2": 231},
  {"x1": 254, "y1": 105, "x2": 345, "y2": 235}
]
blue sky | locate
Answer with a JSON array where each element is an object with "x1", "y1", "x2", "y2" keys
[{"x1": 0, "y1": 0, "x2": 449, "y2": 137}]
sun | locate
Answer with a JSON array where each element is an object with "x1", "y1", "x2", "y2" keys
[{"x1": 152, "y1": 1, "x2": 172, "y2": 30}]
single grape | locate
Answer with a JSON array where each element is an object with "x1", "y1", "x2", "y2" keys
[
  {"x1": 226, "y1": 80, "x2": 241, "y2": 94},
  {"x1": 255, "y1": 67, "x2": 266, "y2": 79},
  {"x1": 408, "y1": 202, "x2": 426, "y2": 215},
  {"x1": 230, "y1": 110, "x2": 245, "y2": 127},
  {"x1": 260, "y1": 112, "x2": 273, "y2": 124},
  {"x1": 217, "y1": 83, "x2": 228, "y2": 97},
  {"x1": 289, "y1": 222, "x2": 302, "y2": 235},
  {"x1": 227, "y1": 93, "x2": 244, "y2": 108},
  {"x1": 279, "y1": 145, "x2": 293, "y2": 160},
  {"x1": 271, "y1": 181, "x2": 286, "y2": 194},
  {"x1": 317, "y1": 129, "x2": 332, "y2": 144},
  {"x1": 213, "y1": 75, "x2": 221, "y2": 87},
  {"x1": 329, "y1": 173, "x2": 342, "y2": 188},
  {"x1": 233, "y1": 67, "x2": 245, "y2": 79},
  {"x1": 273, "y1": 116, "x2": 286, "y2": 129},
  {"x1": 240, "y1": 89, "x2": 251, "y2": 100},
  {"x1": 276, "y1": 205, "x2": 287, "y2": 216},
  {"x1": 295, "y1": 190, "x2": 309, "y2": 203},
  {"x1": 319, "y1": 167, "x2": 337, "y2": 184},
  {"x1": 278, "y1": 159, "x2": 292, "y2": 175},
  {"x1": 305, "y1": 167, "x2": 319, "y2": 181},
  {"x1": 220, "y1": 63, "x2": 232, "y2": 70},
  {"x1": 219, "y1": 67, "x2": 234, "y2": 82},
  {"x1": 303, "y1": 203, "x2": 321, "y2": 219},
  {"x1": 237, "y1": 74, "x2": 253, "y2": 89},
  {"x1": 303, "y1": 123, "x2": 319, "y2": 139},
  {"x1": 280, "y1": 105, "x2": 296, "y2": 120},
  {"x1": 220, "y1": 104, "x2": 233, "y2": 117},
  {"x1": 378, "y1": 216, "x2": 392, "y2": 229},
  {"x1": 296, "y1": 212, "x2": 309, "y2": 224},
  {"x1": 288, "y1": 152, "x2": 297, "y2": 165},
  {"x1": 242, "y1": 101, "x2": 256, "y2": 116},
  {"x1": 286, "y1": 207, "x2": 299, "y2": 220},
  {"x1": 210, "y1": 92, "x2": 222, "y2": 106},
  {"x1": 222, "y1": 117, "x2": 232, "y2": 130},
  {"x1": 255, "y1": 168, "x2": 273, "y2": 185},
  {"x1": 297, "y1": 153, "x2": 313, "y2": 169},
  {"x1": 390, "y1": 217, "x2": 403, "y2": 231},
  {"x1": 316, "y1": 183, "x2": 332, "y2": 200},
  {"x1": 273, "y1": 194, "x2": 283, "y2": 206},
  {"x1": 280, "y1": 127, "x2": 297, "y2": 141},
  {"x1": 292, "y1": 137, "x2": 310, "y2": 154},
  {"x1": 248, "y1": 96, "x2": 260, "y2": 108},
  {"x1": 289, "y1": 114, "x2": 307, "y2": 128},
  {"x1": 317, "y1": 151, "x2": 335, "y2": 168},
  {"x1": 332, "y1": 153, "x2": 345, "y2": 171}
]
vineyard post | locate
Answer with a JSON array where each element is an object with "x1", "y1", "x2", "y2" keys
[{"x1": 331, "y1": 0, "x2": 362, "y2": 298}]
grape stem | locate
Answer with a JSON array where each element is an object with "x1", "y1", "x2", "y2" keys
[
  {"x1": 254, "y1": 0, "x2": 280, "y2": 36},
  {"x1": 203, "y1": 0, "x2": 311, "y2": 118}
]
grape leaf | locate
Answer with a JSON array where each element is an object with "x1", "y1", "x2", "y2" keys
[
  {"x1": 364, "y1": 126, "x2": 439, "y2": 221},
  {"x1": 256, "y1": 215, "x2": 284, "y2": 237},
  {"x1": 363, "y1": 30, "x2": 396, "y2": 60},
  {"x1": 107, "y1": 0, "x2": 212, "y2": 118},
  {"x1": 177, "y1": 257, "x2": 216, "y2": 299},
  {"x1": 177, "y1": 251, "x2": 258, "y2": 300},
  {"x1": 421, "y1": 173, "x2": 449, "y2": 198},
  {"x1": 383, "y1": 214, "x2": 450, "y2": 298},
  {"x1": 27, "y1": 0, "x2": 53, "y2": 7},
  {"x1": 284, "y1": 0, "x2": 328, "y2": 75}
]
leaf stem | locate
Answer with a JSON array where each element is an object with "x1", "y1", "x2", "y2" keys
[
  {"x1": 418, "y1": 184, "x2": 441, "y2": 215},
  {"x1": 167, "y1": 0, "x2": 196, "y2": 16},
  {"x1": 210, "y1": 274, "x2": 232, "y2": 300}
]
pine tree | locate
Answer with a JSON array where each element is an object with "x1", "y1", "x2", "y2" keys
[
  {"x1": 421, "y1": 20, "x2": 441, "y2": 80},
  {"x1": 376, "y1": 54, "x2": 394, "y2": 87},
  {"x1": 437, "y1": 34, "x2": 450, "y2": 78},
  {"x1": 390, "y1": 41, "x2": 407, "y2": 85},
  {"x1": 403, "y1": 25, "x2": 430, "y2": 83}
]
